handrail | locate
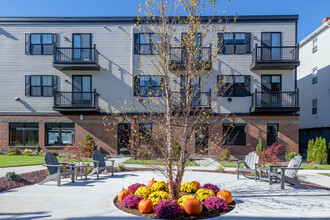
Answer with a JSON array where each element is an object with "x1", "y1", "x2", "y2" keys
[
  {"x1": 252, "y1": 90, "x2": 298, "y2": 107},
  {"x1": 54, "y1": 44, "x2": 99, "y2": 63},
  {"x1": 252, "y1": 45, "x2": 299, "y2": 62},
  {"x1": 54, "y1": 90, "x2": 99, "y2": 108}
]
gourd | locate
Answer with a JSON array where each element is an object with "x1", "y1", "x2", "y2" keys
[
  {"x1": 191, "y1": 181, "x2": 200, "y2": 189},
  {"x1": 118, "y1": 188, "x2": 132, "y2": 202},
  {"x1": 138, "y1": 198, "x2": 153, "y2": 214},
  {"x1": 183, "y1": 195, "x2": 203, "y2": 215},
  {"x1": 148, "y1": 177, "x2": 157, "y2": 187},
  {"x1": 217, "y1": 190, "x2": 233, "y2": 204}
]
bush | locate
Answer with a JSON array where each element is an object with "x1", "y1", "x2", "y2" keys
[
  {"x1": 148, "y1": 191, "x2": 171, "y2": 206},
  {"x1": 180, "y1": 182, "x2": 198, "y2": 193},
  {"x1": 203, "y1": 196, "x2": 228, "y2": 212},
  {"x1": 151, "y1": 181, "x2": 168, "y2": 192},
  {"x1": 307, "y1": 137, "x2": 328, "y2": 164},
  {"x1": 24, "y1": 149, "x2": 32, "y2": 156},
  {"x1": 220, "y1": 149, "x2": 231, "y2": 160},
  {"x1": 216, "y1": 165, "x2": 225, "y2": 173},
  {"x1": 36, "y1": 145, "x2": 41, "y2": 152},
  {"x1": 121, "y1": 195, "x2": 143, "y2": 209},
  {"x1": 201, "y1": 183, "x2": 220, "y2": 194},
  {"x1": 285, "y1": 152, "x2": 298, "y2": 161},
  {"x1": 134, "y1": 186, "x2": 152, "y2": 198},
  {"x1": 7, "y1": 148, "x2": 21, "y2": 156},
  {"x1": 256, "y1": 138, "x2": 265, "y2": 152},
  {"x1": 128, "y1": 183, "x2": 145, "y2": 194},
  {"x1": 118, "y1": 163, "x2": 126, "y2": 171},
  {"x1": 195, "y1": 188, "x2": 215, "y2": 202},
  {"x1": 50, "y1": 151, "x2": 59, "y2": 157},
  {"x1": 178, "y1": 195, "x2": 194, "y2": 207},
  {"x1": 257, "y1": 143, "x2": 282, "y2": 167},
  {"x1": 81, "y1": 135, "x2": 97, "y2": 158},
  {"x1": 6, "y1": 172, "x2": 21, "y2": 181},
  {"x1": 154, "y1": 199, "x2": 182, "y2": 219},
  {"x1": 34, "y1": 150, "x2": 40, "y2": 156}
]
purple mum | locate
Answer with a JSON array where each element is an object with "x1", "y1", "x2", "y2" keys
[
  {"x1": 128, "y1": 183, "x2": 145, "y2": 194},
  {"x1": 203, "y1": 196, "x2": 228, "y2": 212},
  {"x1": 121, "y1": 195, "x2": 143, "y2": 209},
  {"x1": 154, "y1": 199, "x2": 182, "y2": 219},
  {"x1": 201, "y1": 183, "x2": 220, "y2": 194}
]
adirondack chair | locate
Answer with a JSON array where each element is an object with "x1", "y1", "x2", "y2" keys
[
  {"x1": 267, "y1": 155, "x2": 307, "y2": 189},
  {"x1": 237, "y1": 152, "x2": 259, "y2": 181},
  {"x1": 89, "y1": 150, "x2": 114, "y2": 178},
  {"x1": 39, "y1": 152, "x2": 75, "y2": 186}
]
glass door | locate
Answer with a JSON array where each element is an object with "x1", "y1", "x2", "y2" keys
[
  {"x1": 73, "y1": 34, "x2": 92, "y2": 61},
  {"x1": 118, "y1": 123, "x2": 131, "y2": 155},
  {"x1": 195, "y1": 124, "x2": 209, "y2": 155},
  {"x1": 261, "y1": 75, "x2": 281, "y2": 106},
  {"x1": 261, "y1": 33, "x2": 281, "y2": 60},
  {"x1": 72, "y1": 75, "x2": 92, "y2": 105}
]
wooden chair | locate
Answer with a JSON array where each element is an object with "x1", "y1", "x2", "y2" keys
[
  {"x1": 89, "y1": 150, "x2": 114, "y2": 178},
  {"x1": 237, "y1": 152, "x2": 259, "y2": 181},
  {"x1": 267, "y1": 155, "x2": 307, "y2": 189},
  {"x1": 39, "y1": 152, "x2": 75, "y2": 186}
]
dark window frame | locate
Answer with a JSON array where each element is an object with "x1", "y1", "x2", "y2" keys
[
  {"x1": 218, "y1": 32, "x2": 251, "y2": 55},
  {"x1": 9, "y1": 123, "x2": 39, "y2": 146},
  {"x1": 312, "y1": 99, "x2": 317, "y2": 115},
  {"x1": 30, "y1": 33, "x2": 53, "y2": 55},
  {"x1": 218, "y1": 75, "x2": 251, "y2": 97},
  {"x1": 135, "y1": 33, "x2": 160, "y2": 55},
  {"x1": 267, "y1": 124, "x2": 279, "y2": 146},
  {"x1": 139, "y1": 123, "x2": 152, "y2": 143},
  {"x1": 223, "y1": 123, "x2": 246, "y2": 146},
  {"x1": 28, "y1": 75, "x2": 54, "y2": 97},
  {"x1": 45, "y1": 123, "x2": 75, "y2": 146},
  {"x1": 134, "y1": 75, "x2": 163, "y2": 97}
]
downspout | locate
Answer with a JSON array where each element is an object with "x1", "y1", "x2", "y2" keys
[{"x1": 131, "y1": 23, "x2": 137, "y2": 156}]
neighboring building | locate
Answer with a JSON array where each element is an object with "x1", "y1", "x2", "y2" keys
[
  {"x1": 298, "y1": 17, "x2": 330, "y2": 153},
  {"x1": 0, "y1": 15, "x2": 300, "y2": 157}
]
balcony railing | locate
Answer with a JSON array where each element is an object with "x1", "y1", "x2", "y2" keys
[
  {"x1": 53, "y1": 90, "x2": 100, "y2": 112},
  {"x1": 169, "y1": 46, "x2": 212, "y2": 70},
  {"x1": 170, "y1": 90, "x2": 211, "y2": 109},
  {"x1": 251, "y1": 45, "x2": 300, "y2": 70},
  {"x1": 53, "y1": 45, "x2": 100, "y2": 70},
  {"x1": 251, "y1": 89, "x2": 299, "y2": 113}
]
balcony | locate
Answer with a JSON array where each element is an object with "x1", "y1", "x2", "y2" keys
[
  {"x1": 170, "y1": 90, "x2": 212, "y2": 112},
  {"x1": 250, "y1": 45, "x2": 300, "y2": 70},
  {"x1": 53, "y1": 45, "x2": 100, "y2": 70},
  {"x1": 250, "y1": 90, "x2": 299, "y2": 113},
  {"x1": 169, "y1": 46, "x2": 212, "y2": 71},
  {"x1": 53, "y1": 90, "x2": 100, "y2": 112}
]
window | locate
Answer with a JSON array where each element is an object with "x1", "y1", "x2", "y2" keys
[
  {"x1": 139, "y1": 123, "x2": 152, "y2": 142},
  {"x1": 218, "y1": 32, "x2": 251, "y2": 54},
  {"x1": 25, "y1": 75, "x2": 57, "y2": 97},
  {"x1": 26, "y1": 33, "x2": 54, "y2": 55},
  {"x1": 9, "y1": 123, "x2": 38, "y2": 146},
  {"x1": 223, "y1": 124, "x2": 246, "y2": 146},
  {"x1": 312, "y1": 99, "x2": 317, "y2": 115},
  {"x1": 45, "y1": 124, "x2": 75, "y2": 146},
  {"x1": 218, "y1": 75, "x2": 251, "y2": 97},
  {"x1": 134, "y1": 75, "x2": 163, "y2": 97},
  {"x1": 267, "y1": 124, "x2": 278, "y2": 146},
  {"x1": 134, "y1": 33, "x2": 160, "y2": 55},
  {"x1": 312, "y1": 68, "x2": 318, "y2": 84},
  {"x1": 312, "y1": 39, "x2": 318, "y2": 53}
]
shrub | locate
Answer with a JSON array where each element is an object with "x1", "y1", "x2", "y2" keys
[
  {"x1": 7, "y1": 148, "x2": 21, "y2": 156},
  {"x1": 121, "y1": 195, "x2": 143, "y2": 209},
  {"x1": 256, "y1": 138, "x2": 265, "y2": 152},
  {"x1": 34, "y1": 150, "x2": 40, "y2": 156},
  {"x1": 80, "y1": 135, "x2": 97, "y2": 158},
  {"x1": 178, "y1": 195, "x2": 194, "y2": 207},
  {"x1": 134, "y1": 186, "x2": 152, "y2": 198},
  {"x1": 195, "y1": 188, "x2": 215, "y2": 202},
  {"x1": 148, "y1": 191, "x2": 171, "y2": 206},
  {"x1": 151, "y1": 181, "x2": 168, "y2": 192},
  {"x1": 285, "y1": 152, "x2": 298, "y2": 161},
  {"x1": 180, "y1": 182, "x2": 198, "y2": 193},
  {"x1": 24, "y1": 149, "x2": 32, "y2": 156},
  {"x1": 203, "y1": 196, "x2": 228, "y2": 212},
  {"x1": 128, "y1": 183, "x2": 145, "y2": 194},
  {"x1": 50, "y1": 151, "x2": 59, "y2": 157},
  {"x1": 118, "y1": 163, "x2": 126, "y2": 171},
  {"x1": 220, "y1": 149, "x2": 231, "y2": 160},
  {"x1": 36, "y1": 145, "x2": 41, "y2": 152},
  {"x1": 216, "y1": 165, "x2": 225, "y2": 173},
  {"x1": 6, "y1": 172, "x2": 21, "y2": 181},
  {"x1": 307, "y1": 137, "x2": 329, "y2": 164},
  {"x1": 201, "y1": 183, "x2": 220, "y2": 194},
  {"x1": 257, "y1": 143, "x2": 282, "y2": 167},
  {"x1": 154, "y1": 199, "x2": 182, "y2": 219}
]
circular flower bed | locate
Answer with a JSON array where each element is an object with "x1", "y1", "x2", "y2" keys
[{"x1": 114, "y1": 178, "x2": 235, "y2": 219}]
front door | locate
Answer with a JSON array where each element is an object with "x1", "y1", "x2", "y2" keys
[
  {"x1": 261, "y1": 75, "x2": 281, "y2": 106},
  {"x1": 195, "y1": 124, "x2": 209, "y2": 155},
  {"x1": 73, "y1": 33, "x2": 92, "y2": 61},
  {"x1": 118, "y1": 123, "x2": 131, "y2": 155},
  {"x1": 261, "y1": 32, "x2": 281, "y2": 60},
  {"x1": 72, "y1": 75, "x2": 92, "y2": 105}
]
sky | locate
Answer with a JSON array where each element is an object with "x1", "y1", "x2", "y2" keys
[{"x1": 0, "y1": 0, "x2": 329, "y2": 42}]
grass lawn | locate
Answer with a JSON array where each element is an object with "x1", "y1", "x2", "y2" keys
[
  {"x1": 0, "y1": 155, "x2": 64, "y2": 168},
  {"x1": 123, "y1": 159, "x2": 199, "y2": 166},
  {"x1": 319, "y1": 173, "x2": 330, "y2": 177}
]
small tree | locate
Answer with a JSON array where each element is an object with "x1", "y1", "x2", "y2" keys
[
  {"x1": 307, "y1": 139, "x2": 314, "y2": 163},
  {"x1": 81, "y1": 135, "x2": 97, "y2": 158},
  {"x1": 256, "y1": 138, "x2": 265, "y2": 152},
  {"x1": 257, "y1": 143, "x2": 282, "y2": 167}
]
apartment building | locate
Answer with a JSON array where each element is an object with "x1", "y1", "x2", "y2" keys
[
  {"x1": 0, "y1": 15, "x2": 300, "y2": 157},
  {"x1": 298, "y1": 17, "x2": 330, "y2": 152}
]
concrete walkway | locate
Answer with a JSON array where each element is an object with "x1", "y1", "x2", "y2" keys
[{"x1": 0, "y1": 170, "x2": 330, "y2": 219}]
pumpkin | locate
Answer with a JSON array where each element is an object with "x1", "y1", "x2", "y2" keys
[
  {"x1": 191, "y1": 181, "x2": 200, "y2": 189},
  {"x1": 217, "y1": 190, "x2": 233, "y2": 204},
  {"x1": 183, "y1": 194, "x2": 203, "y2": 215},
  {"x1": 118, "y1": 188, "x2": 132, "y2": 202},
  {"x1": 138, "y1": 198, "x2": 153, "y2": 214},
  {"x1": 148, "y1": 178, "x2": 157, "y2": 188}
]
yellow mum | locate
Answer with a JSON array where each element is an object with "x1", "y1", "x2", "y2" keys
[
  {"x1": 148, "y1": 191, "x2": 171, "y2": 206},
  {"x1": 180, "y1": 182, "x2": 198, "y2": 193},
  {"x1": 134, "y1": 186, "x2": 152, "y2": 198},
  {"x1": 151, "y1": 181, "x2": 168, "y2": 192},
  {"x1": 195, "y1": 188, "x2": 215, "y2": 201},
  {"x1": 177, "y1": 195, "x2": 194, "y2": 207}
]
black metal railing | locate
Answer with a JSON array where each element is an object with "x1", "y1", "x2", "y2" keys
[
  {"x1": 54, "y1": 90, "x2": 99, "y2": 108},
  {"x1": 251, "y1": 89, "x2": 298, "y2": 108},
  {"x1": 170, "y1": 90, "x2": 211, "y2": 108},
  {"x1": 54, "y1": 45, "x2": 99, "y2": 63},
  {"x1": 252, "y1": 44, "x2": 299, "y2": 62},
  {"x1": 170, "y1": 46, "x2": 212, "y2": 63}
]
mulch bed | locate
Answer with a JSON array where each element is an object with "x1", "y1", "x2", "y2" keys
[
  {"x1": 113, "y1": 194, "x2": 236, "y2": 219},
  {"x1": 0, "y1": 170, "x2": 47, "y2": 192}
]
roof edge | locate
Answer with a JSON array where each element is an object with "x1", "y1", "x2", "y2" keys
[{"x1": 300, "y1": 20, "x2": 330, "y2": 46}]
